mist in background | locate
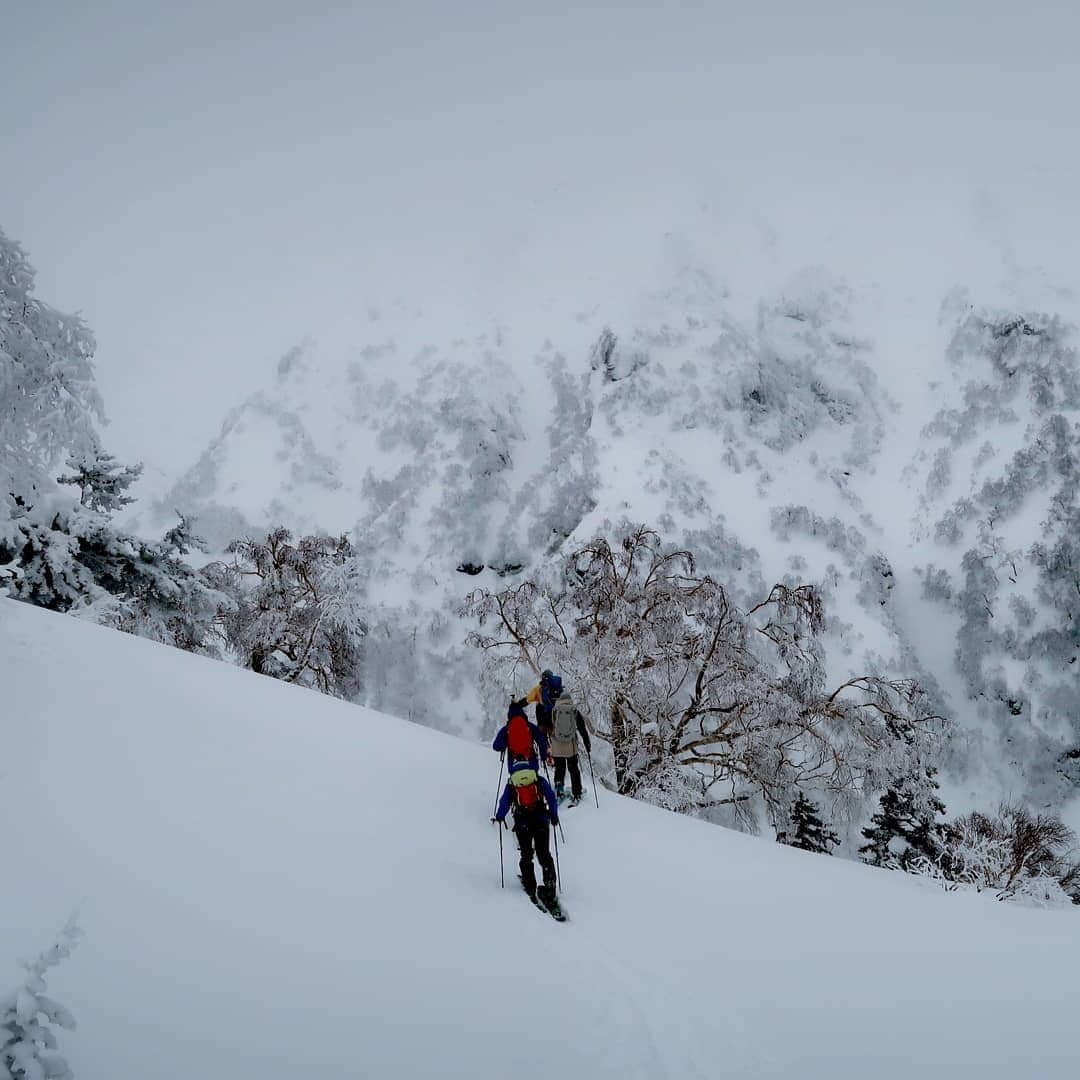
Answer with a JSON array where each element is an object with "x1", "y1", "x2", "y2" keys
[{"x1": 4, "y1": 0, "x2": 1079, "y2": 477}]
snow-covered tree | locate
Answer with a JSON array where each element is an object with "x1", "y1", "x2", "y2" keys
[
  {"x1": 204, "y1": 527, "x2": 365, "y2": 697},
  {"x1": 523, "y1": 352, "x2": 599, "y2": 555},
  {"x1": 1, "y1": 919, "x2": 81, "y2": 1080},
  {"x1": 920, "y1": 305, "x2": 1080, "y2": 802},
  {"x1": 0, "y1": 232, "x2": 222, "y2": 648},
  {"x1": 1, "y1": 500, "x2": 228, "y2": 652},
  {"x1": 463, "y1": 523, "x2": 942, "y2": 831},
  {"x1": 56, "y1": 447, "x2": 142, "y2": 515},
  {"x1": 589, "y1": 326, "x2": 646, "y2": 383},
  {"x1": 859, "y1": 767, "x2": 947, "y2": 870},
  {"x1": 903, "y1": 802, "x2": 1080, "y2": 907},
  {"x1": 0, "y1": 230, "x2": 103, "y2": 504},
  {"x1": 160, "y1": 512, "x2": 208, "y2": 557}
]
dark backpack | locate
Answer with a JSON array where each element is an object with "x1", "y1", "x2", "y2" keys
[
  {"x1": 506, "y1": 713, "x2": 534, "y2": 761},
  {"x1": 510, "y1": 767, "x2": 543, "y2": 811},
  {"x1": 540, "y1": 671, "x2": 563, "y2": 712}
]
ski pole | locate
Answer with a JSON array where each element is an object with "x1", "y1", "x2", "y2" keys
[
  {"x1": 586, "y1": 748, "x2": 600, "y2": 808},
  {"x1": 493, "y1": 750, "x2": 505, "y2": 817},
  {"x1": 553, "y1": 821, "x2": 561, "y2": 895},
  {"x1": 498, "y1": 820, "x2": 505, "y2": 889}
]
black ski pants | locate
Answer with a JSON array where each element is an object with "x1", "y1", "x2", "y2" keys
[
  {"x1": 513, "y1": 811, "x2": 556, "y2": 896},
  {"x1": 553, "y1": 754, "x2": 583, "y2": 799}
]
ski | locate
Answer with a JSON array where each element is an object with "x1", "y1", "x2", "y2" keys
[{"x1": 532, "y1": 893, "x2": 568, "y2": 922}]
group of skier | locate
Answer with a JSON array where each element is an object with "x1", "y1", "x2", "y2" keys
[{"x1": 490, "y1": 670, "x2": 593, "y2": 921}]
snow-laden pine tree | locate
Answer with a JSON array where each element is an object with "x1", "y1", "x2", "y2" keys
[
  {"x1": 3, "y1": 493, "x2": 227, "y2": 653},
  {"x1": 160, "y1": 512, "x2": 207, "y2": 557},
  {"x1": 0, "y1": 232, "x2": 228, "y2": 650},
  {"x1": 860, "y1": 767, "x2": 947, "y2": 870},
  {"x1": 784, "y1": 792, "x2": 840, "y2": 854},
  {"x1": 0, "y1": 230, "x2": 103, "y2": 505},
  {"x1": 1, "y1": 920, "x2": 81, "y2": 1080},
  {"x1": 57, "y1": 447, "x2": 142, "y2": 514}
]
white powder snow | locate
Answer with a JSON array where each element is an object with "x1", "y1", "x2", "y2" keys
[{"x1": 4, "y1": 597, "x2": 1078, "y2": 1079}]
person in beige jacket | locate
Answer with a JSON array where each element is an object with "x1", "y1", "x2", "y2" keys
[{"x1": 527, "y1": 670, "x2": 592, "y2": 806}]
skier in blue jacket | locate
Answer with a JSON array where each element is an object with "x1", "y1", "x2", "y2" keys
[
  {"x1": 491, "y1": 700, "x2": 550, "y2": 771},
  {"x1": 493, "y1": 759, "x2": 561, "y2": 911}
]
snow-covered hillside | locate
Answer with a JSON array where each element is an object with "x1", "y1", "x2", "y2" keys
[
  {"x1": 145, "y1": 266, "x2": 1080, "y2": 821},
  {"x1": 5, "y1": 598, "x2": 1079, "y2": 1079},
  {"x1": 148, "y1": 272, "x2": 912, "y2": 733}
]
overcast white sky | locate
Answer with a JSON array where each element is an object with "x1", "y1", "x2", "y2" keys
[{"x1": 4, "y1": 1, "x2": 1079, "y2": 476}]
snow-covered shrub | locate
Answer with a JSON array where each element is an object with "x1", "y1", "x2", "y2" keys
[
  {"x1": 769, "y1": 505, "x2": 866, "y2": 560},
  {"x1": 204, "y1": 527, "x2": 365, "y2": 697},
  {"x1": 903, "y1": 803, "x2": 1080, "y2": 907},
  {"x1": 945, "y1": 804, "x2": 1080, "y2": 904},
  {"x1": 1, "y1": 919, "x2": 81, "y2": 1080}
]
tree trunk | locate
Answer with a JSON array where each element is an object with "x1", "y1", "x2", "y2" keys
[{"x1": 610, "y1": 699, "x2": 631, "y2": 794}]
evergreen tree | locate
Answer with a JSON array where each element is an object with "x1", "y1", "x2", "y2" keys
[
  {"x1": 56, "y1": 446, "x2": 142, "y2": 515},
  {"x1": 1, "y1": 504, "x2": 228, "y2": 652},
  {"x1": 161, "y1": 511, "x2": 207, "y2": 556},
  {"x1": 860, "y1": 767, "x2": 947, "y2": 869},
  {"x1": 1, "y1": 919, "x2": 81, "y2": 1080},
  {"x1": 0, "y1": 229, "x2": 103, "y2": 502},
  {"x1": 786, "y1": 792, "x2": 840, "y2": 854}
]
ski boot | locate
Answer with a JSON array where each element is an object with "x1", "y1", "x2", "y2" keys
[{"x1": 537, "y1": 883, "x2": 566, "y2": 920}]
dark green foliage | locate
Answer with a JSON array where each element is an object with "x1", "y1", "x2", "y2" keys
[
  {"x1": 860, "y1": 768, "x2": 947, "y2": 869},
  {"x1": 785, "y1": 792, "x2": 840, "y2": 854}
]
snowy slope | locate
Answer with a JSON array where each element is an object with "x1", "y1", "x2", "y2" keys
[{"x1": 5, "y1": 599, "x2": 1079, "y2": 1079}]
